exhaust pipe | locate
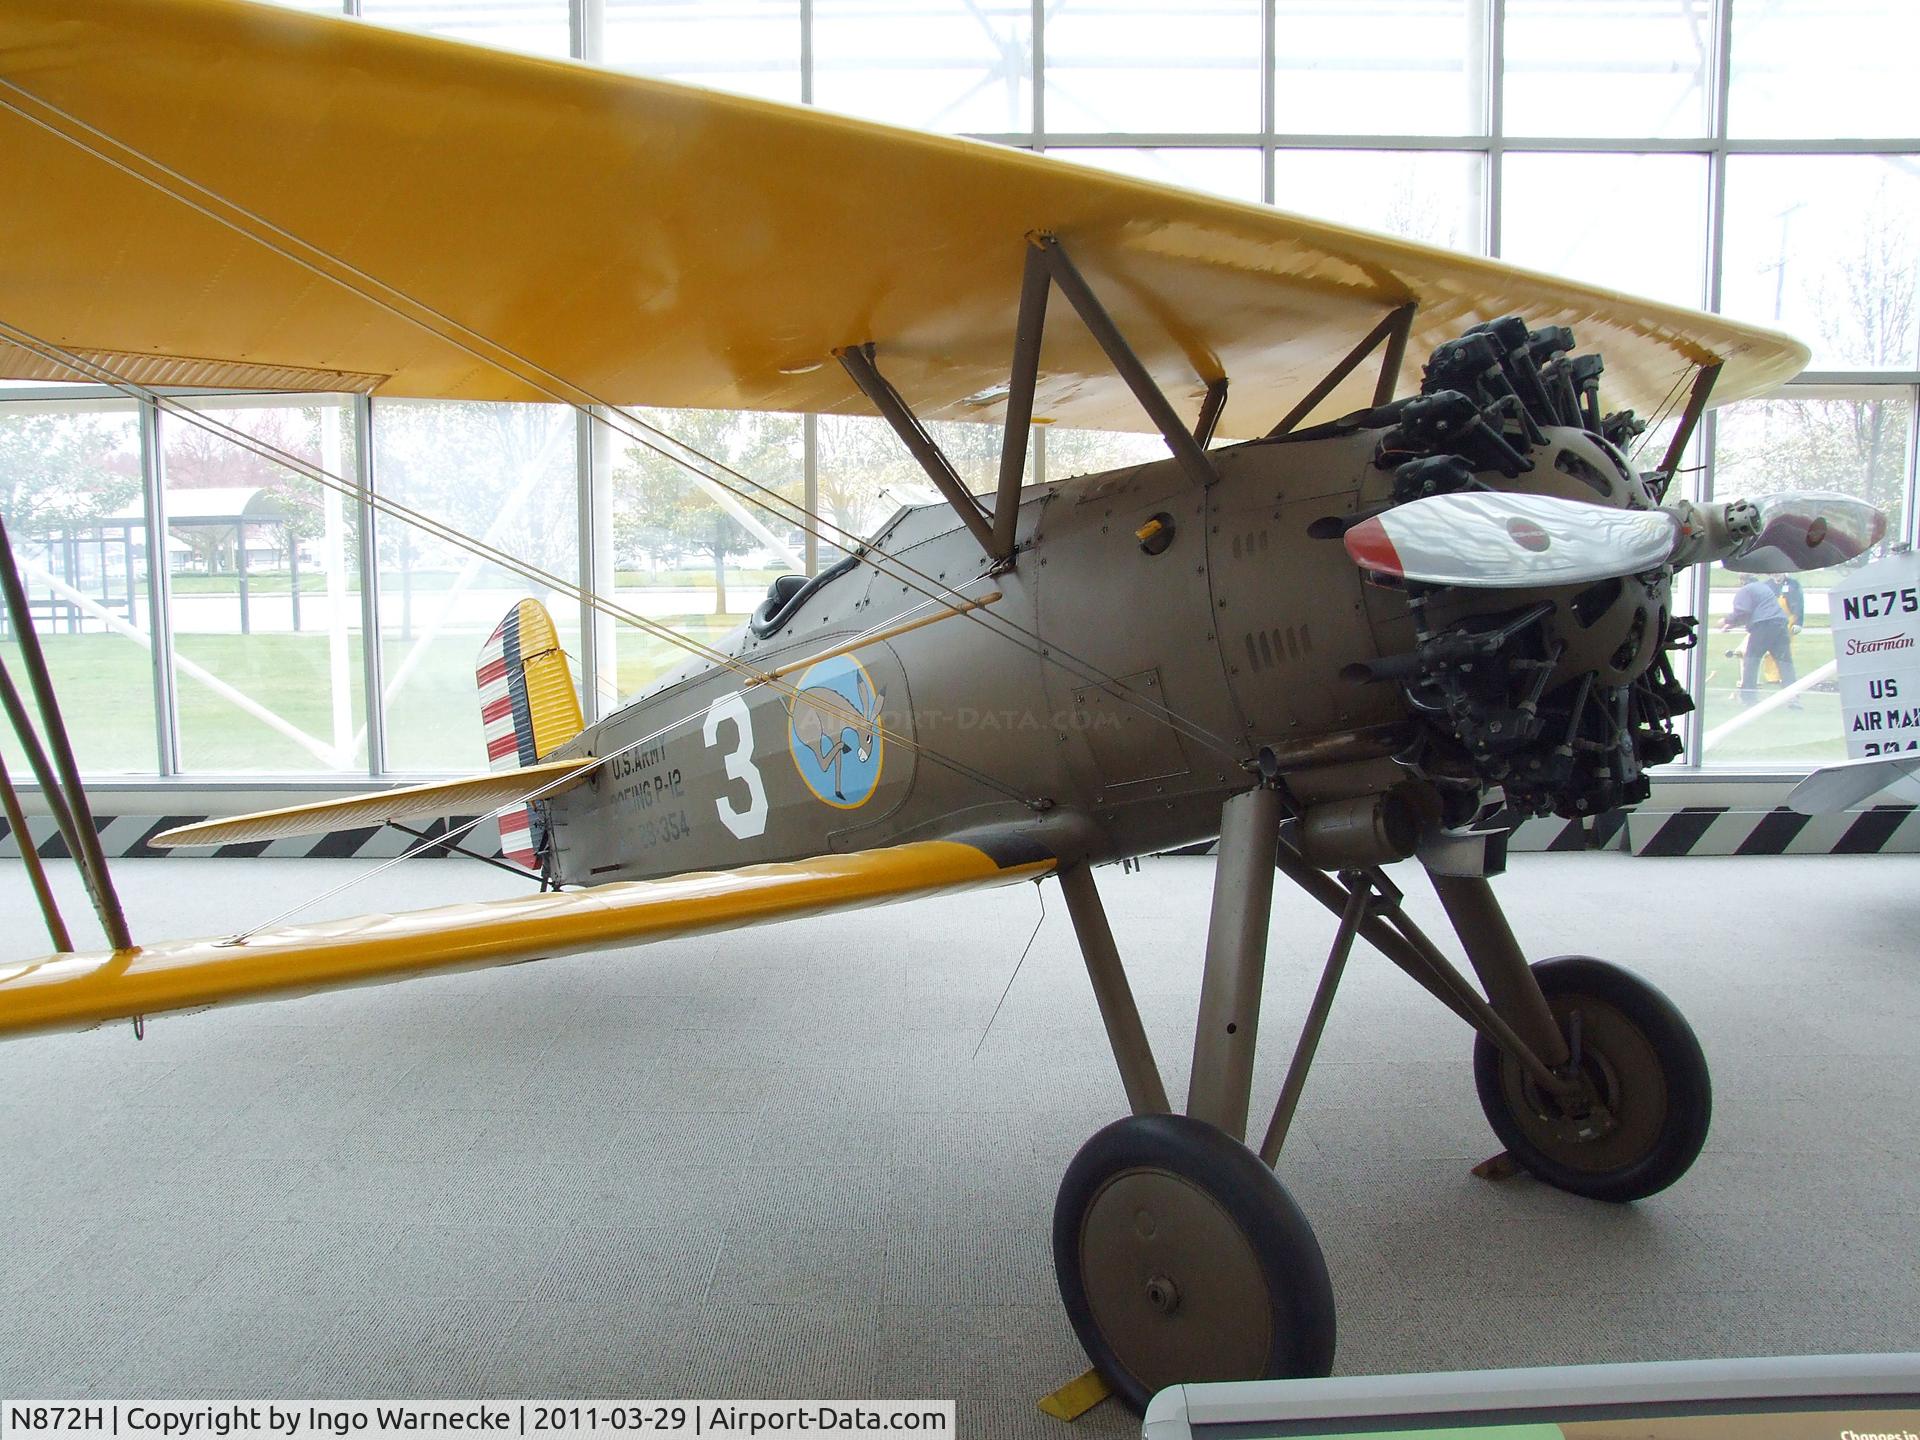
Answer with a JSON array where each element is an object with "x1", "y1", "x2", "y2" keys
[{"x1": 1296, "y1": 790, "x2": 1420, "y2": 870}]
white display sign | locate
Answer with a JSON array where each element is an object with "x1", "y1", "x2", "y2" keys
[{"x1": 1829, "y1": 549, "x2": 1920, "y2": 758}]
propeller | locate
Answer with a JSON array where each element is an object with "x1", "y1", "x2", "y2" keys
[
  {"x1": 1716, "y1": 491, "x2": 1887, "y2": 574},
  {"x1": 1342, "y1": 488, "x2": 1886, "y2": 589}
]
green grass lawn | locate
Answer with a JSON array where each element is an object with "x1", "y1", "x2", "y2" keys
[
  {"x1": 615, "y1": 566, "x2": 789, "y2": 589},
  {"x1": 11, "y1": 606, "x2": 1851, "y2": 779},
  {"x1": 3, "y1": 615, "x2": 746, "y2": 779},
  {"x1": 1697, "y1": 619, "x2": 1846, "y2": 764},
  {"x1": 1, "y1": 635, "x2": 163, "y2": 775},
  {"x1": 169, "y1": 571, "x2": 341, "y2": 597},
  {"x1": 168, "y1": 570, "x2": 481, "y2": 596}
]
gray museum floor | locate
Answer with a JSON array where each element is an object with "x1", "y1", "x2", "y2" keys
[{"x1": 2, "y1": 851, "x2": 1916, "y2": 1435}]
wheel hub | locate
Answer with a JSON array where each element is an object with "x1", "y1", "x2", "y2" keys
[
  {"x1": 1078, "y1": 1167, "x2": 1273, "y2": 1394},
  {"x1": 1143, "y1": 1274, "x2": 1180, "y2": 1314},
  {"x1": 1504, "y1": 991, "x2": 1670, "y2": 1174},
  {"x1": 1525, "y1": 1027, "x2": 1623, "y2": 1147}
]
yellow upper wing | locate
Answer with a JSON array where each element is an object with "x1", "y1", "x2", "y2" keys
[
  {"x1": 0, "y1": 839, "x2": 1053, "y2": 1039},
  {"x1": 0, "y1": 0, "x2": 1804, "y2": 438}
]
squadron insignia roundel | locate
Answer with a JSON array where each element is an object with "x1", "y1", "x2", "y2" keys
[{"x1": 786, "y1": 653, "x2": 886, "y2": 809}]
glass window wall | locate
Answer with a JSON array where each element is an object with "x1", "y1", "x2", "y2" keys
[
  {"x1": 811, "y1": 1, "x2": 1032, "y2": 132},
  {"x1": 1721, "y1": 155, "x2": 1920, "y2": 372},
  {"x1": 10, "y1": 0, "x2": 1917, "y2": 782},
  {"x1": 1272, "y1": 150, "x2": 1487, "y2": 251},
  {"x1": 1272, "y1": 0, "x2": 1487, "y2": 137},
  {"x1": 601, "y1": 1, "x2": 803, "y2": 101},
  {"x1": 163, "y1": 398, "x2": 367, "y2": 774},
  {"x1": 1501, "y1": 152, "x2": 1708, "y2": 307},
  {"x1": 358, "y1": 0, "x2": 572, "y2": 57},
  {"x1": 610, "y1": 409, "x2": 805, "y2": 702},
  {"x1": 1054, "y1": 148, "x2": 1266, "y2": 204},
  {"x1": 372, "y1": 400, "x2": 582, "y2": 773},
  {"x1": 0, "y1": 400, "x2": 157, "y2": 776},
  {"x1": 1045, "y1": 1, "x2": 1262, "y2": 135},
  {"x1": 1697, "y1": 389, "x2": 1915, "y2": 767},
  {"x1": 1504, "y1": 0, "x2": 1713, "y2": 139},
  {"x1": 1728, "y1": 0, "x2": 1920, "y2": 140}
]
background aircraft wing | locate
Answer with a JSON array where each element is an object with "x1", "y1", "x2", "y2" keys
[
  {"x1": 0, "y1": 837, "x2": 1055, "y2": 1039},
  {"x1": 1786, "y1": 754, "x2": 1920, "y2": 814},
  {"x1": 0, "y1": 0, "x2": 1805, "y2": 439}
]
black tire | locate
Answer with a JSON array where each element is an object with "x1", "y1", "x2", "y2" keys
[
  {"x1": 1052, "y1": 1113, "x2": 1335, "y2": 1414},
  {"x1": 1474, "y1": 955, "x2": 1711, "y2": 1203}
]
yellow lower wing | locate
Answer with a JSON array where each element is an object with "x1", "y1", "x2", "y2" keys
[
  {"x1": 0, "y1": 840, "x2": 1053, "y2": 1039},
  {"x1": 149, "y1": 757, "x2": 599, "y2": 848}
]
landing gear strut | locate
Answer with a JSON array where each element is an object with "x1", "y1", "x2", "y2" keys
[
  {"x1": 1053, "y1": 788, "x2": 1335, "y2": 1412},
  {"x1": 1051, "y1": 786, "x2": 1713, "y2": 1413}
]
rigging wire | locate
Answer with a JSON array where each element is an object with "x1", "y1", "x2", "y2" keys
[
  {"x1": 0, "y1": 81, "x2": 1244, "y2": 768},
  {"x1": 972, "y1": 881, "x2": 1047, "y2": 1060},
  {"x1": 0, "y1": 78, "x2": 1242, "y2": 765},
  {"x1": 1628, "y1": 363, "x2": 1698, "y2": 468},
  {"x1": 0, "y1": 322, "x2": 1027, "y2": 812},
  {"x1": 219, "y1": 691, "x2": 739, "y2": 943}
]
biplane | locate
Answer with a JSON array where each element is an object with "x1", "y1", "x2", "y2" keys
[{"x1": 0, "y1": 0, "x2": 1889, "y2": 1411}]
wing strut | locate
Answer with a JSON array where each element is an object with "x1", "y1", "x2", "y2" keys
[
  {"x1": 992, "y1": 240, "x2": 1052, "y2": 560},
  {"x1": 0, "y1": 750, "x2": 70, "y2": 952},
  {"x1": 0, "y1": 513, "x2": 130, "y2": 951},
  {"x1": 837, "y1": 233, "x2": 1230, "y2": 563},
  {"x1": 1194, "y1": 377, "x2": 1230, "y2": 449},
  {"x1": 1651, "y1": 361, "x2": 1721, "y2": 503},
  {"x1": 835, "y1": 342, "x2": 999, "y2": 558},
  {"x1": 1032, "y1": 234, "x2": 1221, "y2": 492},
  {"x1": 1267, "y1": 301, "x2": 1418, "y2": 437}
]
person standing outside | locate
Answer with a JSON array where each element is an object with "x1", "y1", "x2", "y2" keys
[
  {"x1": 1720, "y1": 570, "x2": 1799, "y2": 706},
  {"x1": 1778, "y1": 573, "x2": 1806, "y2": 634}
]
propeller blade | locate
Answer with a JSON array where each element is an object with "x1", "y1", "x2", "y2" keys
[
  {"x1": 1342, "y1": 491, "x2": 1680, "y2": 589},
  {"x1": 1719, "y1": 491, "x2": 1887, "y2": 574}
]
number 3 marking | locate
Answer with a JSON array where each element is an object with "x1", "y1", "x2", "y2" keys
[{"x1": 702, "y1": 692, "x2": 768, "y2": 840}]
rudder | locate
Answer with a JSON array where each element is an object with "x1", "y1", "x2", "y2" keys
[{"x1": 476, "y1": 599, "x2": 585, "y2": 867}]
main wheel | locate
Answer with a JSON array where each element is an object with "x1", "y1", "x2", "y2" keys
[
  {"x1": 1474, "y1": 955, "x2": 1710, "y2": 1203},
  {"x1": 1052, "y1": 1113, "x2": 1335, "y2": 1414}
]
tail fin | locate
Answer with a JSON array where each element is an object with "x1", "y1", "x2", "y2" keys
[{"x1": 476, "y1": 599, "x2": 585, "y2": 867}]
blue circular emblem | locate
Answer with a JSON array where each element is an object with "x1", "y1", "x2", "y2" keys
[{"x1": 786, "y1": 653, "x2": 885, "y2": 809}]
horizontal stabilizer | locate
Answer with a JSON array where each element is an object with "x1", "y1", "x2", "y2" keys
[
  {"x1": 0, "y1": 840, "x2": 1055, "y2": 1039},
  {"x1": 149, "y1": 757, "x2": 600, "y2": 849}
]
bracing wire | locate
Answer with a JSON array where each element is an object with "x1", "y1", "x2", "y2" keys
[
  {"x1": 0, "y1": 77, "x2": 1243, "y2": 766},
  {"x1": 0, "y1": 320, "x2": 1031, "y2": 818},
  {"x1": 1629, "y1": 364, "x2": 1699, "y2": 467},
  {"x1": 221, "y1": 695, "x2": 724, "y2": 943},
  {"x1": 972, "y1": 881, "x2": 1047, "y2": 1060}
]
